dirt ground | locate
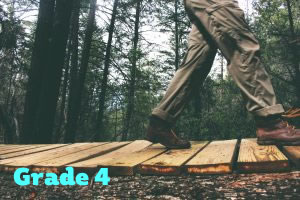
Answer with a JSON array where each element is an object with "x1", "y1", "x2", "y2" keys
[{"x1": 0, "y1": 171, "x2": 300, "y2": 199}]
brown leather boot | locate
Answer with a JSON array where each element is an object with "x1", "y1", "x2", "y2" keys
[
  {"x1": 255, "y1": 115, "x2": 300, "y2": 145},
  {"x1": 145, "y1": 116, "x2": 191, "y2": 149}
]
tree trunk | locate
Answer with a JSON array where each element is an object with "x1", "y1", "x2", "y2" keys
[
  {"x1": 121, "y1": 0, "x2": 141, "y2": 141},
  {"x1": 286, "y1": 0, "x2": 300, "y2": 106},
  {"x1": 54, "y1": 35, "x2": 72, "y2": 142},
  {"x1": 33, "y1": 0, "x2": 74, "y2": 143},
  {"x1": 0, "y1": 105, "x2": 14, "y2": 144},
  {"x1": 174, "y1": 0, "x2": 179, "y2": 71},
  {"x1": 64, "y1": 0, "x2": 97, "y2": 143},
  {"x1": 64, "y1": 0, "x2": 82, "y2": 143},
  {"x1": 95, "y1": 0, "x2": 119, "y2": 141},
  {"x1": 21, "y1": 0, "x2": 55, "y2": 144},
  {"x1": 220, "y1": 54, "x2": 224, "y2": 81},
  {"x1": 114, "y1": 102, "x2": 118, "y2": 139}
]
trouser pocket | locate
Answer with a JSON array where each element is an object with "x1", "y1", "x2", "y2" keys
[
  {"x1": 205, "y1": 2, "x2": 250, "y2": 35},
  {"x1": 205, "y1": 2, "x2": 257, "y2": 65}
]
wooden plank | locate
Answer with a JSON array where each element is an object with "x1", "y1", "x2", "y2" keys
[
  {"x1": 139, "y1": 141, "x2": 208, "y2": 175},
  {"x1": 0, "y1": 143, "x2": 103, "y2": 167},
  {"x1": 0, "y1": 145, "x2": 47, "y2": 156},
  {"x1": 0, "y1": 143, "x2": 86, "y2": 165},
  {"x1": 237, "y1": 138, "x2": 289, "y2": 172},
  {"x1": 185, "y1": 140, "x2": 238, "y2": 174},
  {"x1": 0, "y1": 143, "x2": 91, "y2": 154},
  {"x1": 70, "y1": 140, "x2": 152, "y2": 170},
  {"x1": 0, "y1": 145, "x2": 42, "y2": 153},
  {"x1": 0, "y1": 144, "x2": 32, "y2": 148},
  {"x1": 31, "y1": 142, "x2": 131, "y2": 173},
  {"x1": 0, "y1": 144, "x2": 93, "y2": 167},
  {"x1": 282, "y1": 146, "x2": 300, "y2": 167},
  {"x1": 0, "y1": 144, "x2": 68, "y2": 160},
  {"x1": 0, "y1": 145, "x2": 27, "y2": 151},
  {"x1": 99, "y1": 144, "x2": 167, "y2": 176},
  {"x1": 0, "y1": 146, "x2": 26, "y2": 153}
]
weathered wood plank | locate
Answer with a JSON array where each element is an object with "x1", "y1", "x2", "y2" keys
[
  {"x1": 237, "y1": 138, "x2": 289, "y2": 172},
  {"x1": 185, "y1": 140, "x2": 238, "y2": 174},
  {"x1": 0, "y1": 146, "x2": 30, "y2": 154},
  {"x1": 282, "y1": 146, "x2": 300, "y2": 167},
  {"x1": 0, "y1": 145, "x2": 28, "y2": 151},
  {"x1": 0, "y1": 144, "x2": 68, "y2": 160},
  {"x1": 0, "y1": 145, "x2": 47, "y2": 156},
  {"x1": 31, "y1": 142, "x2": 131, "y2": 173},
  {"x1": 99, "y1": 144, "x2": 167, "y2": 176},
  {"x1": 70, "y1": 140, "x2": 152, "y2": 171},
  {"x1": 139, "y1": 141, "x2": 208, "y2": 175},
  {"x1": 0, "y1": 143, "x2": 108, "y2": 173},
  {"x1": 1, "y1": 143, "x2": 107, "y2": 173}
]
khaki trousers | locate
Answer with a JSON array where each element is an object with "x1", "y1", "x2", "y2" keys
[{"x1": 152, "y1": 0, "x2": 285, "y2": 125}]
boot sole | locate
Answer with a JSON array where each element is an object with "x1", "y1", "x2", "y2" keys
[
  {"x1": 144, "y1": 136, "x2": 191, "y2": 149},
  {"x1": 257, "y1": 139, "x2": 300, "y2": 146}
]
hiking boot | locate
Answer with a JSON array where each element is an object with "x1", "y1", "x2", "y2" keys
[
  {"x1": 255, "y1": 115, "x2": 300, "y2": 145},
  {"x1": 145, "y1": 116, "x2": 191, "y2": 149}
]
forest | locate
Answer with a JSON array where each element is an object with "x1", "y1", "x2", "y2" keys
[{"x1": 0, "y1": 0, "x2": 299, "y2": 144}]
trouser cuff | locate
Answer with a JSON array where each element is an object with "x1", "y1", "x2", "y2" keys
[
  {"x1": 151, "y1": 108, "x2": 176, "y2": 126},
  {"x1": 253, "y1": 104, "x2": 285, "y2": 117}
]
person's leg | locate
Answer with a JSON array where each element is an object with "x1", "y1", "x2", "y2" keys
[
  {"x1": 184, "y1": 0, "x2": 300, "y2": 145},
  {"x1": 185, "y1": 0, "x2": 284, "y2": 116},
  {"x1": 146, "y1": 23, "x2": 217, "y2": 149},
  {"x1": 151, "y1": 24, "x2": 217, "y2": 126}
]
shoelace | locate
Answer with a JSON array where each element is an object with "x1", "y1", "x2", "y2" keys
[
  {"x1": 170, "y1": 129, "x2": 184, "y2": 144},
  {"x1": 171, "y1": 129, "x2": 179, "y2": 139},
  {"x1": 281, "y1": 121, "x2": 296, "y2": 135},
  {"x1": 282, "y1": 121, "x2": 296, "y2": 129}
]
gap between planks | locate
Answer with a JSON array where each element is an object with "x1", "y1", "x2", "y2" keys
[
  {"x1": 0, "y1": 145, "x2": 48, "y2": 156},
  {"x1": 98, "y1": 143, "x2": 167, "y2": 176},
  {"x1": 29, "y1": 142, "x2": 132, "y2": 173},
  {"x1": 138, "y1": 141, "x2": 209, "y2": 175},
  {"x1": 0, "y1": 144, "x2": 69, "y2": 160},
  {"x1": 68, "y1": 140, "x2": 153, "y2": 175},
  {"x1": 0, "y1": 139, "x2": 298, "y2": 175},
  {"x1": 281, "y1": 146, "x2": 300, "y2": 167},
  {"x1": 0, "y1": 143, "x2": 109, "y2": 172}
]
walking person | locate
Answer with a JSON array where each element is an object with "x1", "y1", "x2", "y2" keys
[{"x1": 145, "y1": 0, "x2": 300, "y2": 149}]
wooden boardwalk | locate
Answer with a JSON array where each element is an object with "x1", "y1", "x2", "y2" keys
[{"x1": 0, "y1": 138, "x2": 299, "y2": 175}]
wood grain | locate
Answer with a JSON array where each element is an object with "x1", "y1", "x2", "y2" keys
[
  {"x1": 0, "y1": 145, "x2": 28, "y2": 151},
  {"x1": 0, "y1": 139, "x2": 297, "y2": 175},
  {"x1": 139, "y1": 141, "x2": 208, "y2": 175},
  {"x1": 99, "y1": 144, "x2": 167, "y2": 175},
  {"x1": 70, "y1": 140, "x2": 152, "y2": 170},
  {"x1": 0, "y1": 143, "x2": 105, "y2": 167},
  {"x1": 0, "y1": 145, "x2": 47, "y2": 156},
  {"x1": 0, "y1": 144, "x2": 67, "y2": 160},
  {"x1": 237, "y1": 138, "x2": 289, "y2": 172},
  {"x1": 185, "y1": 140, "x2": 238, "y2": 174},
  {"x1": 31, "y1": 142, "x2": 132, "y2": 173},
  {"x1": 282, "y1": 146, "x2": 300, "y2": 167}
]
